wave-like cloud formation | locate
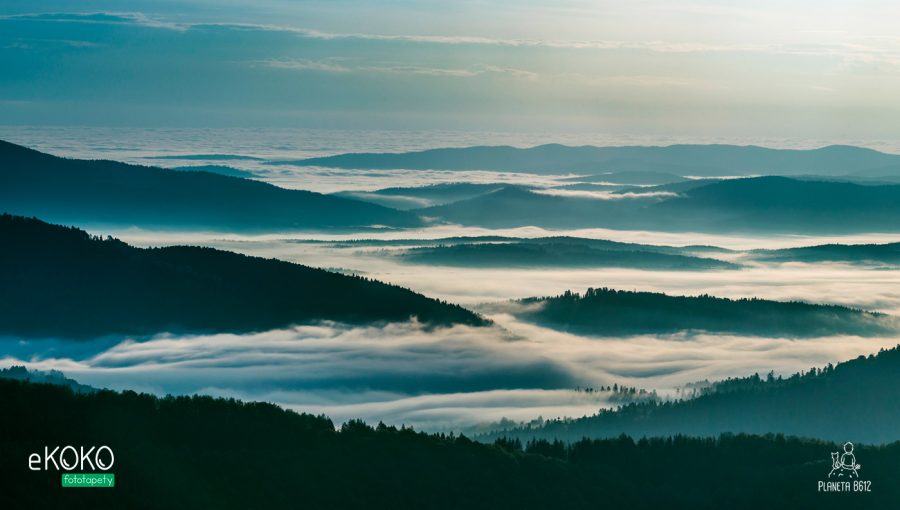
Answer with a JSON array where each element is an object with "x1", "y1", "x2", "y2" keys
[{"x1": 3, "y1": 316, "x2": 897, "y2": 431}]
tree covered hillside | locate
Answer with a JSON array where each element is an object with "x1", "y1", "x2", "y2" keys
[{"x1": 0, "y1": 215, "x2": 485, "y2": 338}]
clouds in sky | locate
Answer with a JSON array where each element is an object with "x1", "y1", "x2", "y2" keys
[{"x1": 1, "y1": 4, "x2": 900, "y2": 137}]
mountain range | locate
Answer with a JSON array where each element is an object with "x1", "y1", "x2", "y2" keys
[
  {"x1": 283, "y1": 143, "x2": 900, "y2": 176},
  {"x1": 422, "y1": 178, "x2": 900, "y2": 233},
  {"x1": 0, "y1": 140, "x2": 420, "y2": 231}
]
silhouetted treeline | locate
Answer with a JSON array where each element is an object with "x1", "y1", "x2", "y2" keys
[
  {"x1": 0, "y1": 214, "x2": 486, "y2": 338},
  {"x1": 481, "y1": 345, "x2": 900, "y2": 445},
  {"x1": 514, "y1": 287, "x2": 892, "y2": 337},
  {"x1": 0, "y1": 377, "x2": 896, "y2": 509}
]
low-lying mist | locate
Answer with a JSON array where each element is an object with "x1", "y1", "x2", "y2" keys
[{"x1": 3, "y1": 315, "x2": 897, "y2": 431}]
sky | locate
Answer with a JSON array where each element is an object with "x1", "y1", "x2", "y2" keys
[{"x1": 1, "y1": 1, "x2": 900, "y2": 138}]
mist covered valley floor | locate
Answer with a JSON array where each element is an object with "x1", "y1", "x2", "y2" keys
[
  {"x1": 6, "y1": 220, "x2": 900, "y2": 433},
  {"x1": 4, "y1": 130, "x2": 900, "y2": 437}
]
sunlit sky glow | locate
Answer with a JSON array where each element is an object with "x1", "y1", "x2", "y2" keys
[{"x1": 1, "y1": 1, "x2": 899, "y2": 138}]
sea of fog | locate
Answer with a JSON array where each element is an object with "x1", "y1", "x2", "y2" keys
[
  {"x1": 5, "y1": 226, "x2": 900, "y2": 431},
  {"x1": 3, "y1": 126, "x2": 900, "y2": 193},
  {"x1": 3, "y1": 126, "x2": 900, "y2": 431}
]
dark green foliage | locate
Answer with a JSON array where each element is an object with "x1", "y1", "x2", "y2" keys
[
  {"x1": 398, "y1": 242, "x2": 738, "y2": 270},
  {"x1": 482, "y1": 346, "x2": 900, "y2": 445},
  {"x1": 513, "y1": 287, "x2": 892, "y2": 337},
  {"x1": 1, "y1": 377, "x2": 897, "y2": 509},
  {"x1": 0, "y1": 214, "x2": 486, "y2": 338},
  {"x1": 0, "y1": 140, "x2": 421, "y2": 230}
]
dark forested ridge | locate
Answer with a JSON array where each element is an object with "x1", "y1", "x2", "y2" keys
[
  {"x1": 398, "y1": 242, "x2": 738, "y2": 270},
  {"x1": 0, "y1": 140, "x2": 421, "y2": 230},
  {"x1": 508, "y1": 287, "x2": 893, "y2": 337},
  {"x1": 0, "y1": 215, "x2": 485, "y2": 338},
  {"x1": 482, "y1": 345, "x2": 900, "y2": 445},
  {"x1": 1, "y1": 376, "x2": 897, "y2": 509},
  {"x1": 282, "y1": 143, "x2": 900, "y2": 176}
]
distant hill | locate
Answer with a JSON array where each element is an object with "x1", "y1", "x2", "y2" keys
[
  {"x1": 147, "y1": 153, "x2": 263, "y2": 161},
  {"x1": 422, "y1": 178, "x2": 900, "y2": 233},
  {"x1": 0, "y1": 140, "x2": 421, "y2": 231},
  {"x1": 292, "y1": 236, "x2": 733, "y2": 256},
  {"x1": 750, "y1": 242, "x2": 900, "y2": 265},
  {"x1": 172, "y1": 164, "x2": 256, "y2": 178},
  {"x1": 4, "y1": 376, "x2": 898, "y2": 509},
  {"x1": 0, "y1": 366, "x2": 95, "y2": 393},
  {"x1": 0, "y1": 215, "x2": 486, "y2": 339},
  {"x1": 397, "y1": 242, "x2": 737, "y2": 270},
  {"x1": 561, "y1": 171, "x2": 686, "y2": 185},
  {"x1": 281, "y1": 143, "x2": 900, "y2": 177},
  {"x1": 651, "y1": 176, "x2": 900, "y2": 232},
  {"x1": 334, "y1": 183, "x2": 509, "y2": 210},
  {"x1": 502, "y1": 287, "x2": 893, "y2": 338},
  {"x1": 612, "y1": 178, "x2": 722, "y2": 195},
  {"x1": 482, "y1": 345, "x2": 900, "y2": 445},
  {"x1": 421, "y1": 186, "x2": 654, "y2": 229}
]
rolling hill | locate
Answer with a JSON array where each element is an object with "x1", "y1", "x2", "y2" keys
[
  {"x1": 397, "y1": 242, "x2": 737, "y2": 270},
  {"x1": 482, "y1": 345, "x2": 900, "y2": 445},
  {"x1": 501, "y1": 287, "x2": 893, "y2": 338},
  {"x1": 0, "y1": 215, "x2": 486, "y2": 339},
  {"x1": 420, "y1": 186, "x2": 654, "y2": 229},
  {"x1": 651, "y1": 176, "x2": 900, "y2": 232},
  {"x1": 334, "y1": 182, "x2": 510, "y2": 210},
  {"x1": 0, "y1": 140, "x2": 421, "y2": 231},
  {"x1": 420, "y1": 178, "x2": 900, "y2": 233},
  {"x1": 750, "y1": 242, "x2": 900, "y2": 265}
]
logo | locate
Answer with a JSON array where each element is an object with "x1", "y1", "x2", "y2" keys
[
  {"x1": 817, "y1": 442, "x2": 871, "y2": 493},
  {"x1": 828, "y1": 442, "x2": 860, "y2": 478},
  {"x1": 27, "y1": 445, "x2": 116, "y2": 488}
]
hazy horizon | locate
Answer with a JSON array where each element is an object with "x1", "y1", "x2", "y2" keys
[{"x1": 3, "y1": 1, "x2": 900, "y2": 139}]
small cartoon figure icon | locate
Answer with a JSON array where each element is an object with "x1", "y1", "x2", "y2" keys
[{"x1": 828, "y1": 442, "x2": 861, "y2": 478}]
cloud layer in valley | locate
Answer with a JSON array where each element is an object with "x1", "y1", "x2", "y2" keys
[{"x1": 3, "y1": 317, "x2": 897, "y2": 430}]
